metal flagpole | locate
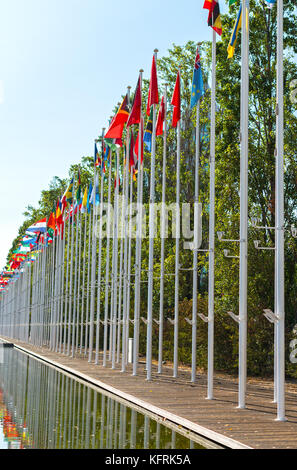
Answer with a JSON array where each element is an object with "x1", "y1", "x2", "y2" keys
[
  {"x1": 125, "y1": 170, "x2": 134, "y2": 363},
  {"x1": 67, "y1": 200, "x2": 75, "y2": 355},
  {"x1": 80, "y1": 203, "x2": 88, "y2": 354},
  {"x1": 207, "y1": 29, "x2": 216, "y2": 400},
  {"x1": 147, "y1": 50, "x2": 158, "y2": 381},
  {"x1": 133, "y1": 70, "x2": 143, "y2": 376},
  {"x1": 117, "y1": 176, "x2": 125, "y2": 363},
  {"x1": 192, "y1": 97, "x2": 200, "y2": 383},
  {"x1": 275, "y1": 0, "x2": 286, "y2": 422},
  {"x1": 238, "y1": 0, "x2": 249, "y2": 409},
  {"x1": 88, "y1": 165, "x2": 98, "y2": 362},
  {"x1": 103, "y1": 150, "x2": 112, "y2": 367},
  {"x1": 72, "y1": 202, "x2": 80, "y2": 357},
  {"x1": 63, "y1": 211, "x2": 71, "y2": 354},
  {"x1": 95, "y1": 130, "x2": 106, "y2": 364},
  {"x1": 158, "y1": 85, "x2": 167, "y2": 375},
  {"x1": 173, "y1": 71, "x2": 181, "y2": 379},
  {"x1": 121, "y1": 86, "x2": 131, "y2": 372},
  {"x1": 111, "y1": 147, "x2": 120, "y2": 369},
  {"x1": 75, "y1": 205, "x2": 82, "y2": 353},
  {"x1": 84, "y1": 208, "x2": 92, "y2": 356}
]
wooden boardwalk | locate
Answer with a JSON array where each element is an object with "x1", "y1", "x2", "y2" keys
[{"x1": 2, "y1": 337, "x2": 297, "y2": 449}]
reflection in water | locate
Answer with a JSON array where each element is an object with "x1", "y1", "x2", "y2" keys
[{"x1": 0, "y1": 348, "x2": 204, "y2": 449}]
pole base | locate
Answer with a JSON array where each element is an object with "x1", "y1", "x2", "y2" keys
[
  {"x1": 236, "y1": 405, "x2": 246, "y2": 410},
  {"x1": 206, "y1": 396, "x2": 213, "y2": 400},
  {"x1": 275, "y1": 417, "x2": 287, "y2": 422}
]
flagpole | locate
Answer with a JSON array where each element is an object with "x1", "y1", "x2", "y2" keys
[
  {"x1": 84, "y1": 208, "x2": 92, "y2": 356},
  {"x1": 147, "y1": 50, "x2": 158, "y2": 381},
  {"x1": 103, "y1": 150, "x2": 112, "y2": 367},
  {"x1": 67, "y1": 198, "x2": 75, "y2": 356},
  {"x1": 121, "y1": 86, "x2": 131, "y2": 372},
  {"x1": 173, "y1": 69, "x2": 181, "y2": 379},
  {"x1": 88, "y1": 161, "x2": 98, "y2": 362},
  {"x1": 95, "y1": 129, "x2": 106, "y2": 364},
  {"x1": 191, "y1": 96, "x2": 200, "y2": 383},
  {"x1": 111, "y1": 147, "x2": 120, "y2": 369},
  {"x1": 133, "y1": 70, "x2": 144, "y2": 376},
  {"x1": 207, "y1": 29, "x2": 216, "y2": 400},
  {"x1": 63, "y1": 214, "x2": 70, "y2": 354},
  {"x1": 72, "y1": 200, "x2": 79, "y2": 357},
  {"x1": 275, "y1": 0, "x2": 286, "y2": 422},
  {"x1": 158, "y1": 85, "x2": 167, "y2": 375},
  {"x1": 80, "y1": 203, "x2": 88, "y2": 354},
  {"x1": 125, "y1": 170, "x2": 134, "y2": 363},
  {"x1": 238, "y1": 0, "x2": 249, "y2": 410},
  {"x1": 75, "y1": 206, "x2": 82, "y2": 353}
]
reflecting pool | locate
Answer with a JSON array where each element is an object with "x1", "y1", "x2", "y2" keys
[{"x1": 0, "y1": 347, "x2": 206, "y2": 449}]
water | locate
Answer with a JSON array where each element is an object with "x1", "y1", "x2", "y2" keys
[{"x1": 0, "y1": 348, "x2": 206, "y2": 449}]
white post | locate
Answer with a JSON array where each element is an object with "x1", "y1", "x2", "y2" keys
[
  {"x1": 207, "y1": 30, "x2": 216, "y2": 400},
  {"x1": 192, "y1": 99, "x2": 200, "y2": 383},
  {"x1": 238, "y1": 0, "x2": 249, "y2": 410},
  {"x1": 173, "y1": 87, "x2": 181, "y2": 379},
  {"x1": 158, "y1": 85, "x2": 167, "y2": 375},
  {"x1": 275, "y1": 0, "x2": 286, "y2": 422},
  {"x1": 147, "y1": 50, "x2": 158, "y2": 381}
]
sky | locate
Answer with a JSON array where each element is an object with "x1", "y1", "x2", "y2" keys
[{"x1": 0, "y1": 0, "x2": 231, "y2": 268}]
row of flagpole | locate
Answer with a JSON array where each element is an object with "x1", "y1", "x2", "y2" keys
[{"x1": 0, "y1": 0, "x2": 286, "y2": 421}]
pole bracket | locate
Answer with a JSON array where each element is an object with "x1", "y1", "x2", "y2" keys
[
  {"x1": 167, "y1": 318, "x2": 176, "y2": 325},
  {"x1": 263, "y1": 309, "x2": 279, "y2": 324},
  {"x1": 227, "y1": 311, "x2": 240, "y2": 323},
  {"x1": 198, "y1": 313, "x2": 209, "y2": 323},
  {"x1": 140, "y1": 317, "x2": 148, "y2": 324}
]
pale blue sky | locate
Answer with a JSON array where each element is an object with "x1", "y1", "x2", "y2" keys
[{"x1": 0, "y1": 0, "x2": 225, "y2": 267}]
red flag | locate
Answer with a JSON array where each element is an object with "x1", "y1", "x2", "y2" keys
[
  {"x1": 146, "y1": 55, "x2": 159, "y2": 116},
  {"x1": 156, "y1": 96, "x2": 165, "y2": 136},
  {"x1": 127, "y1": 76, "x2": 142, "y2": 127},
  {"x1": 171, "y1": 71, "x2": 181, "y2": 128},
  {"x1": 105, "y1": 95, "x2": 130, "y2": 139},
  {"x1": 134, "y1": 117, "x2": 144, "y2": 164}
]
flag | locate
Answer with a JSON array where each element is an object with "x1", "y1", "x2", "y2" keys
[
  {"x1": 62, "y1": 178, "x2": 74, "y2": 208},
  {"x1": 229, "y1": 0, "x2": 237, "y2": 5},
  {"x1": 129, "y1": 130, "x2": 137, "y2": 169},
  {"x1": 104, "y1": 95, "x2": 130, "y2": 140},
  {"x1": 144, "y1": 107, "x2": 153, "y2": 152},
  {"x1": 156, "y1": 96, "x2": 165, "y2": 136},
  {"x1": 81, "y1": 187, "x2": 88, "y2": 214},
  {"x1": 87, "y1": 183, "x2": 93, "y2": 213},
  {"x1": 171, "y1": 71, "x2": 181, "y2": 128},
  {"x1": 134, "y1": 117, "x2": 144, "y2": 166},
  {"x1": 76, "y1": 170, "x2": 82, "y2": 202},
  {"x1": 146, "y1": 55, "x2": 159, "y2": 116},
  {"x1": 26, "y1": 218, "x2": 47, "y2": 233},
  {"x1": 94, "y1": 143, "x2": 101, "y2": 167},
  {"x1": 190, "y1": 48, "x2": 204, "y2": 109},
  {"x1": 90, "y1": 173, "x2": 100, "y2": 206},
  {"x1": 227, "y1": 4, "x2": 242, "y2": 59},
  {"x1": 265, "y1": 0, "x2": 276, "y2": 8},
  {"x1": 127, "y1": 76, "x2": 141, "y2": 127},
  {"x1": 55, "y1": 199, "x2": 63, "y2": 230},
  {"x1": 203, "y1": 0, "x2": 222, "y2": 36},
  {"x1": 47, "y1": 205, "x2": 56, "y2": 238}
]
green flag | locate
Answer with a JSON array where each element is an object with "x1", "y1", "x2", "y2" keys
[{"x1": 229, "y1": 0, "x2": 237, "y2": 5}]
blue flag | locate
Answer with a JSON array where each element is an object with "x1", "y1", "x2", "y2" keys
[
  {"x1": 87, "y1": 183, "x2": 93, "y2": 213},
  {"x1": 190, "y1": 49, "x2": 204, "y2": 109},
  {"x1": 143, "y1": 107, "x2": 153, "y2": 152}
]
